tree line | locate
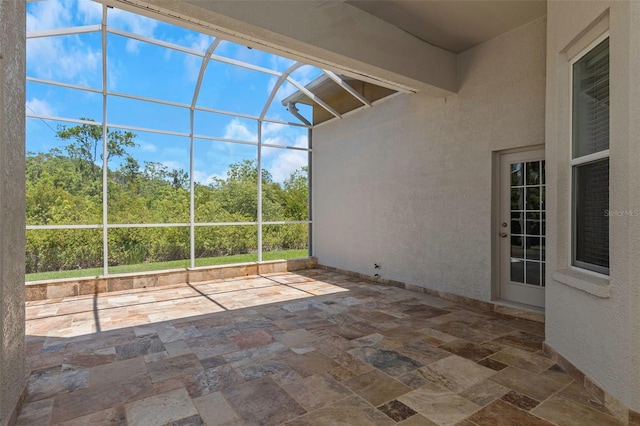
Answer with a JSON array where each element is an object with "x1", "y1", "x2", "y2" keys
[{"x1": 26, "y1": 119, "x2": 308, "y2": 274}]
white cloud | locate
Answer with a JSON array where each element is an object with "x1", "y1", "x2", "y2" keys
[
  {"x1": 193, "y1": 170, "x2": 222, "y2": 185},
  {"x1": 27, "y1": 1, "x2": 158, "y2": 37},
  {"x1": 267, "y1": 64, "x2": 318, "y2": 98},
  {"x1": 294, "y1": 134, "x2": 308, "y2": 146},
  {"x1": 190, "y1": 33, "x2": 213, "y2": 53},
  {"x1": 125, "y1": 39, "x2": 142, "y2": 54},
  {"x1": 268, "y1": 135, "x2": 308, "y2": 183},
  {"x1": 290, "y1": 65, "x2": 318, "y2": 85},
  {"x1": 140, "y1": 143, "x2": 157, "y2": 152},
  {"x1": 223, "y1": 118, "x2": 257, "y2": 142},
  {"x1": 195, "y1": 118, "x2": 308, "y2": 184},
  {"x1": 270, "y1": 55, "x2": 295, "y2": 72},
  {"x1": 183, "y1": 57, "x2": 199, "y2": 82},
  {"x1": 262, "y1": 137, "x2": 285, "y2": 157},
  {"x1": 262, "y1": 121, "x2": 285, "y2": 137},
  {"x1": 265, "y1": 66, "x2": 319, "y2": 121},
  {"x1": 26, "y1": 98, "x2": 56, "y2": 117},
  {"x1": 184, "y1": 34, "x2": 215, "y2": 82},
  {"x1": 26, "y1": 0, "x2": 101, "y2": 85},
  {"x1": 266, "y1": 76, "x2": 279, "y2": 96},
  {"x1": 107, "y1": 59, "x2": 121, "y2": 90},
  {"x1": 27, "y1": 0, "x2": 72, "y2": 32},
  {"x1": 264, "y1": 81, "x2": 315, "y2": 124},
  {"x1": 28, "y1": 1, "x2": 159, "y2": 69},
  {"x1": 76, "y1": 0, "x2": 102, "y2": 25},
  {"x1": 161, "y1": 160, "x2": 185, "y2": 171},
  {"x1": 108, "y1": 8, "x2": 158, "y2": 38},
  {"x1": 269, "y1": 152, "x2": 307, "y2": 183},
  {"x1": 261, "y1": 125, "x2": 308, "y2": 157}
]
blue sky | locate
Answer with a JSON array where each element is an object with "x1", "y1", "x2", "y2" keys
[{"x1": 26, "y1": 0, "x2": 318, "y2": 184}]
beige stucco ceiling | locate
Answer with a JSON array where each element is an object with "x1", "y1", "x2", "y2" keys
[{"x1": 346, "y1": 0, "x2": 547, "y2": 53}]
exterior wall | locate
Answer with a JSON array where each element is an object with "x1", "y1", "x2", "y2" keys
[
  {"x1": 0, "y1": 0, "x2": 26, "y2": 424},
  {"x1": 312, "y1": 17, "x2": 546, "y2": 302},
  {"x1": 545, "y1": 0, "x2": 640, "y2": 411}
]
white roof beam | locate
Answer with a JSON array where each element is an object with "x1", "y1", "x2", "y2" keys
[
  {"x1": 322, "y1": 70, "x2": 372, "y2": 107},
  {"x1": 191, "y1": 39, "x2": 221, "y2": 109},
  {"x1": 286, "y1": 77, "x2": 341, "y2": 119},
  {"x1": 259, "y1": 62, "x2": 304, "y2": 121},
  {"x1": 27, "y1": 25, "x2": 102, "y2": 38}
]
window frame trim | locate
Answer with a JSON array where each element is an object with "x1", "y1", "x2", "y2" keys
[{"x1": 568, "y1": 31, "x2": 610, "y2": 276}]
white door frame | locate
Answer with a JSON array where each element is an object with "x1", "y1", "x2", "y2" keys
[{"x1": 493, "y1": 145, "x2": 545, "y2": 308}]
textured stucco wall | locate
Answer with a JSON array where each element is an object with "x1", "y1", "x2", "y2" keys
[
  {"x1": 0, "y1": 0, "x2": 26, "y2": 424},
  {"x1": 312, "y1": 17, "x2": 546, "y2": 302},
  {"x1": 545, "y1": 0, "x2": 640, "y2": 411}
]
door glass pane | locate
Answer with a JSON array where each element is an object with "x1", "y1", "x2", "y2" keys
[
  {"x1": 526, "y1": 187, "x2": 541, "y2": 210},
  {"x1": 511, "y1": 188, "x2": 524, "y2": 210},
  {"x1": 511, "y1": 259, "x2": 524, "y2": 283},
  {"x1": 511, "y1": 212, "x2": 523, "y2": 235},
  {"x1": 526, "y1": 212, "x2": 541, "y2": 235},
  {"x1": 526, "y1": 161, "x2": 540, "y2": 185},
  {"x1": 509, "y1": 159, "x2": 546, "y2": 286},
  {"x1": 525, "y1": 261, "x2": 541, "y2": 286},
  {"x1": 511, "y1": 236, "x2": 524, "y2": 259},
  {"x1": 511, "y1": 163, "x2": 523, "y2": 186},
  {"x1": 526, "y1": 237, "x2": 541, "y2": 260}
]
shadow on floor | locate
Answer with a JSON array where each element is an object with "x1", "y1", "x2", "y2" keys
[{"x1": 19, "y1": 269, "x2": 618, "y2": 425}]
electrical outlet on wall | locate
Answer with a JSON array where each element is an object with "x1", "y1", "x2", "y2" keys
[{"x1": 374, "y1": 263, "x2": 381, "y2": 269}]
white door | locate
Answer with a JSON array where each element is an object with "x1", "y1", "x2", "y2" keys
[{"x1": 499, "y1": 150, "x2": 545, "y2": 308}]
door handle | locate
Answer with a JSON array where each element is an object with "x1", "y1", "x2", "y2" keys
[{"x1": 499, "y1": 232, "x2": 509, "y2": 238}]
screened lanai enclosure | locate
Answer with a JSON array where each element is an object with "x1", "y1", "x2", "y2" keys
[{"x1": 25, "y1": 0, "x2": 391, "y2": 281}]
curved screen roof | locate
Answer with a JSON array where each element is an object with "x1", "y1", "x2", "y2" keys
[{"x1": 26, "y1": 0, "x2": 383, "y2": 129}]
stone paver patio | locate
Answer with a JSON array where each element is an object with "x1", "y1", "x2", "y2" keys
[{"x1": 18, "y1": 269, "x2": 622, "y2": 425}]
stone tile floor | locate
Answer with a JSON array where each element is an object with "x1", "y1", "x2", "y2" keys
[{"x1": 18, "y1": 269, "x2": 623, "y2": 425}]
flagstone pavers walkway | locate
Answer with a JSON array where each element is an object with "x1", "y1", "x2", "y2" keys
[{"x1": 18, "y1": 269, "x2": 622, "y2": 425}]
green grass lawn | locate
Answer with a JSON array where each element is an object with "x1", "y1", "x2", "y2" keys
[{"x1": 26, "y1": 249, "x2": 309, "y2": 282}]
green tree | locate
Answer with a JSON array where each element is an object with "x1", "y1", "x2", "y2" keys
[
  {"x1": 56, "y1": 118, "x2": 137, "y2": 179},
  {"x1": 211, "y1": 159, "x2": 287, "y2": 221},
  {"x1": 26, "y1": 152, "x2": 101, "y2": 225},
  {"x1": 282, "y1": 166, "x2": 308, "y2": 220},
  {"x1": 25, "y1": 133, "x2": 310, "y2": 274}
]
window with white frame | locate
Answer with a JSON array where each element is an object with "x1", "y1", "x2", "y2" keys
[{"x1": 571, "y1": 35, "x2": 610, "y2": 275}]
